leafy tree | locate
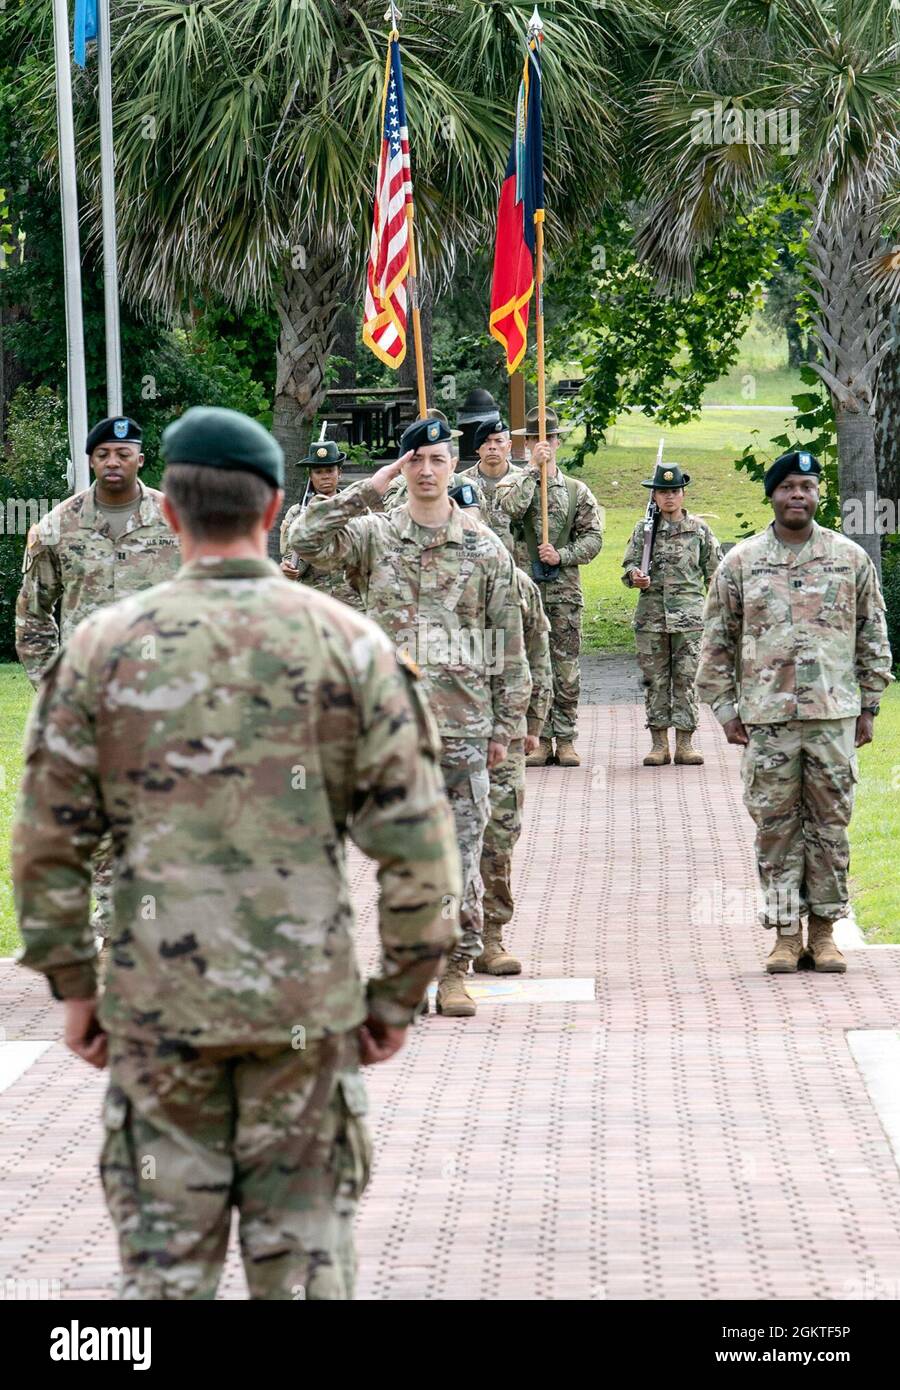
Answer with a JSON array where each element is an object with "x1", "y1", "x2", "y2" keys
[
  {"x1": 10, "y1": 0, "x2": 647, "y2": 501},
  {"x1": 631, "y1": 0, "x2": 900, "y2": 575}
]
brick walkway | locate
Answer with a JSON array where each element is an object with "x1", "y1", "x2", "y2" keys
[{"x1": 3, "y1": 701, "x2": 900, "y2": 1300}]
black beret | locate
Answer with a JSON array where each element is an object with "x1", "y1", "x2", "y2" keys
[
  {"x1": 86, "y1": 416, "x2": 142, "y2": 454},
  {"x1": 161, "y1": 407, "x2": 284, "y2": 488},
  {"x1": 399, "y1": 417, "x2": 453, "y2": 453},
  {"x1": 764, "y1": 450, "x2": 821, "y2": 497},
  {"x1": 473, "y1": 417, "x2": 508, "y2": 450}
]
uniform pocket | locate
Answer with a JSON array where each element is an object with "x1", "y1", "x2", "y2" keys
[
  {"x1": 335, "y1": 1073, "x2": 372, "y2": 1202},
  {"x1": 99, "y1": 1086, "x2": 139, "y2": 1229},
  {"x1": 469, "y1": 769, "x2": 491, "y2": 806}
]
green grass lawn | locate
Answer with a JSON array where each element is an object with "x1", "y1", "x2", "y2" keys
[
  {"x1": 0, "y1": 663, "x2": 31, "y2": 956},
  {"x1": 849, "y1": 682, "x2": 900, "y2": 944}
]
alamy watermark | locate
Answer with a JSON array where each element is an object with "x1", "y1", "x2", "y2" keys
[
  {"x1": 1, "y1": 498, "x2": 62, "y2": 538},
  {"x1": 395, "y1": 622, "x2": 505, "y2": 676},
  {"x1": 691, "y1": 101, "x2": 799, "y2": 156}
]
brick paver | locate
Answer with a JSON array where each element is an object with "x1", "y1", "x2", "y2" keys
[{"x1": 2, "y1": 702, "x2": 900, "y2": 1300}]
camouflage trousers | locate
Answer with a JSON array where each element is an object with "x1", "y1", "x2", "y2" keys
[
  {"x1": 634, "y1": 629, "x2": 701, "y2": 731},
  {"x1": 543, "y1": 602, "x2": 582, "y2": 741},
  {"x1": 440, "y1": 738, "x2": 490, "y2": 961},
  {"x1": 100, "y1": 1031, "x2": 370, "y2": 1300},
  {"x1": 482, "y1": 739, "x2": 526, "y2": 931},
  {"x1": 741, "y1": 717, "x2": 858, "y2": 929},
  {"x1": 91, "y1": 834, "x2": 115, "y2": 940}
]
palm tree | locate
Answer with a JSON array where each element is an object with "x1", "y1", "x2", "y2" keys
[
  {"x1": 632, "y1": 0, "x2": 900, "y2": 574},
  {"x1": 14, "y1": 0, "x2": 646, "y2": 501}
]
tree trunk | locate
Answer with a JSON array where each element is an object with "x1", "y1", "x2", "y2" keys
[
  {"x1": 785, "y1": 317, "x2": 803, "y2": 370},
  {"x1": 270, "y1": 251, "x2": 350, "y2": 555},
  {"x1": 875, "y1": 311, "x2": 900, "y2": 506},
  {"x1": 332, "y1": 305, "x2": 358, "y2": 389},
  {"x1": 398, "y1": 274, "x2": 434, "y2": 412},
  {"x1": 806, "y1": 201, "x2": 892, "y2": 580}
]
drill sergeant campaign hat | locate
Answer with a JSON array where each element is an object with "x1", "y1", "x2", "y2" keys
[
  {"x1": 511, "y1": 406, "x2": 574, "y2": 437},
  {"x1": 86, "y1": 416, "x2": 143, "y2": 454},
  {"x1": 473, "y1": 417, "x2": 509, "y2": 450},
  {"x1": 642, "y1": 462, "x2": 691, "y2": 490},
  {"x1": 299, "y1": 439, "x2": 347, "y2": 469},
  {"x1": 160, "y1": 407, "x2": 284, "y2": 488},
  {"x1": 764, "y1": 450, "x2": 821, "y2": 497}
]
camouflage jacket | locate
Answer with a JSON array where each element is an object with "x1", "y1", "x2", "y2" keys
[
  {"x1": 621, "y1": 512, "x2": 723, "y2": 631},
  {"x1": 15, "y1": 480, "x2": 180, "y2": 686},
  {"x1": 495, "y1": 466, "x2": 603, "y2": 605},
  {"x1": 13, "y1": 557, "x2": 461, "y2": 1043},
  {"x1": 279, "y1": 500, "x2": 364, "y2": 611},
  {"x1": 382, "y1": 469, "x2": 484, "y2": 514},
  {"x1": 457, "y1": 461, "x2": 522, "y2": 558},
  {"x1": 696, "y1": 522, "x2": 894, "y2": 725},
  {"x1": 288, "y1": 480, "x2": 531, "y2": 745},
  {"x1": 515, "y1": 568, "x2": 553, "y2": 738}
]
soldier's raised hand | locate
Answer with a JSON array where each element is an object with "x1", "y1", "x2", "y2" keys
[{"x1": 370, "y1": 451, "x2": 413, "y2": 496}]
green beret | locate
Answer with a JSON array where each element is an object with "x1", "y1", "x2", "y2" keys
[
  {"x1": 764, "y1": 450, "x2": 820, "y2": 497},
  {"x1": 161, "y1": 407, "x2": 284, "y2": 488}
]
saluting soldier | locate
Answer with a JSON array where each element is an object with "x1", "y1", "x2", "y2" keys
[
  {"x1": 289, "y1": 416, "x2": 531, "y2": 1018},
  {"x1": 15, "y1": 415, "x2": 180, "y2": 937},
  {"x1": 381, "y1": 410, "x2": 482, "y2": 513},
  {"x1": 696, "y1": 450, "x2": 893, "y2": 975},
  {"x1": 496, "y1": 406, "x2": 603, "y2": 768},
  {"x1": 13, "y1": 406, "x2": 460, "y2": 1299},
  {"x1": 621, "y1": 462, "x2": 723, "y2": 766},
  {"x1": 456, "y1": 415, "x2": 521, "y2": 557},
  {"x1": 280, "y1": 439, "x2": 363, "y2": 610}
]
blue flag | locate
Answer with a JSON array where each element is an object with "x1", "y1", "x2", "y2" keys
[{"x1": 74, "y1": 0, "x2": 98, "y2": 68}]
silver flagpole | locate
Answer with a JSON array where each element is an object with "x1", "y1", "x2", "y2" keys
[
  {"x1": 52, "y1": 0, "x2": 89, "y2": 492},
  {"x1": 98, "y1": 0, "x2": 122, "y2": 416}
]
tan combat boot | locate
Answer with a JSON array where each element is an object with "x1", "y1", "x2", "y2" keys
[
  {"x1": 765, "y1": 926, "x2": 805, "y2": 974},
  {"x1": 807, "y1": 914, "x2": 847, "y2": 973},
  {"x1": 436, "y1": 958, "x2": 477, "y2": 1016},
  {"x1": 643, "y1": 728, "x2": 671, "y2": 766},
  {"x1": 555, "y1": 740, "x2": 581, "y2": 767},
  {"x1": 674, "y1": 729, "x2": 704, "y2": 765},
  {"x1": 473, "y1": 923, "x2": 521, "y2": 976},
  {"x1": 526, "y1": 737, "x2": 553, "y2": 767}
]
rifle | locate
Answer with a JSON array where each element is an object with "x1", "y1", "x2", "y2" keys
[{"x1": 638, "y1": 436, "x2": 664, "y2": 578}]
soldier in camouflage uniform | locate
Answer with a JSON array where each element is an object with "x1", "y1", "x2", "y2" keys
[
  {"x1": 496, "y1": 406, "x2": 603, "y2": 767},
  {"x1": 467, "y1": 563, "x2": 552, "y2": 975},
  {"x1": 13, "y1": 406, "x2": 461, "y2": 1300},
  {"x1": 621, "y1": 462, "x2": 723, "y2": 766},
  {"x1": 15, "y1": 416, "x2": 181, "y2": 937},
  {"x1": 456, "y1": 416, "x2": 521, "y2": 557},
  {"x1": 696, "y1": 450, "x2": 893, "y2": 975},
  {"x1": 280, "y1": 440, "x2": 364, "y2": 611},
  {"x1": 380, "y1": 412, "x2": 482, "y2": 514},
  {"x1": 289, "y1": 416, "x2": 530, "y2": 1018}
]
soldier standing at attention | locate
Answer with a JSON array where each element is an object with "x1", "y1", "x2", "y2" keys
[
  {"x1": 280, "y1": 439, "x2": 363, "y2": 610},
  {"x1": 621, "y1": 462, "x2": 723, "y2": 766},
  {"x1": 290, "y1": 416, "x2": 531, "y2": 1018},
  {"x1": 15, "y1": 416, "x2": 180, "y2": 937},
  {"x1": 696, "y1": 450, "x2": 892, "y2": 975},
  {"x1": 457, "y1": 416, "x2": 520, "y2": 556},
  {"x1": 468, "y1": 562, "x2": 552, "y2": 976},
  {"x1": 13, "y1": 406, "x2": 461, "y2": 1300},
  {"x1": 496, "y1": 406, "x2": 603, "y2": 768}
]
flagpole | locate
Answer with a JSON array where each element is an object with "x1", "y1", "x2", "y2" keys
[
  {"x1": 52, "y1": 0, "x2": 89, "y2": 492},
  {"x1": 406, "y1": 209, "x2": 428, "y2": 416},
  {"x1": 98, "y1": 0, "x2": 122, "y2": 416},
  {"x1": 529, "y1": 9, "x2": 548, "y2": 547},
  {"x1": 386, "y1": 4, "x2": 427, "y2": 417}
]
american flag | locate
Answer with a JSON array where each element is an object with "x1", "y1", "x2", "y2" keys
[{"x1": 362, "y1": 37, "x2": 413, "y2": 367}]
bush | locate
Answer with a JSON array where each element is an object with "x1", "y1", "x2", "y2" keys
[
  {"x1": 0, "y1": 386, "x2": 70, "y2": 659},
  {"x1": 881, "y1": 546, "x2": 900, "y2": 675}
]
